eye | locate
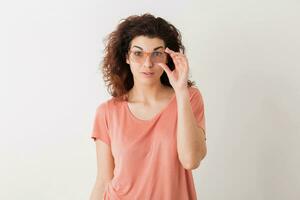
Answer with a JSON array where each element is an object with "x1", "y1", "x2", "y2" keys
[
  {"x1": 133, "y1": 51, "x2": 143, "y2": 56},
  {"x1": 152, "y1": 52, "x2": 163, "y2": 56}
]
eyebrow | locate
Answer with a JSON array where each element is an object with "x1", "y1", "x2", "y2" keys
[{"x1": 131, "y1": 45, "x2": 164, "y2": 51}]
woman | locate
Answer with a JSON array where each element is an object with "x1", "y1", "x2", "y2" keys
[{"x1": 90, "y1": 13, "x2": 207, "y2": 200}]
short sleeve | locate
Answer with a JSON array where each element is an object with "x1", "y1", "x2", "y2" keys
[
  {"x1": 190, "y1": 87, "x2": 206, "y2": 140},
  {"x1": 90, "y1": 101, "x2": 111, "y2": 145}
]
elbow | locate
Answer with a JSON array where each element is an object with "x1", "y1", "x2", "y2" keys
[
  {"x1": 182, "y1": 160, "x2": 200, "y2": 170},
  {"x1": 181, "y1": 151, "x2": 207, "y2": 170}
]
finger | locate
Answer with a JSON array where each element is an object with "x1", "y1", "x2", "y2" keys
[
  {"x1": 157, "y1": 62, "x2": 172, "y2": 77},
  {"x1": 165, "y1": 48, "x2": 189, "y2": 72},
  {"x1": 173, "y1": 53, "x2": 186, "y2": 59},
  {"x1": 174, "y1": 55, "x2": 186, "y2": 67},
  {"x1": 174, "y1": 58, "x2": 186, "y2": 72},
  {"x1": 173, "y1": 56, "x2": 181, "y2": 69},
  {"x1": 175, "y1": 56, "x2": 189, "y2": 72},
  {"x1": 165, "y1": 48, "x2": 186, "y2": 69},
  {"x1": 165, "y1": 47, "x2": 184, "y2": 57},
  {"x1": 165, "y1": 47, "x2": 179, "y2": 56},
  {"x1": 168, "y1": 51, "x2": 183, "y2": 65},
  {"x1": 166, "y1": 51, "x2": 180, "y2": 67},
  {"x1": 174, "y1": 53, "x2": 187, "y2": 62},
  {"x1": 165, "y1": 49, "x2": 177, "y2": 58}
]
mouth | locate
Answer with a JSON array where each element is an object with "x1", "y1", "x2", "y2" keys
[
  {"x1": 141, "y1": 72, "x2": 155, "y2": 77},
  {"x1": 142, "y1": 72, "x2": 154, "y2": 74}
]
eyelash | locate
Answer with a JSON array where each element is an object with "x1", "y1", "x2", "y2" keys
[{"x1": 133, "y1": 51, "x2": 162, "y2": 56}]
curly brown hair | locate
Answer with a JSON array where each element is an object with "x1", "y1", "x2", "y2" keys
[{"x1": 99, "y1": 13, "x2": 196, "y2": 101}]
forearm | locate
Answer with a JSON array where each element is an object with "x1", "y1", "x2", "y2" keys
[
  {"x1": 89, "y1": 180, "x2": 108, "y2": 200},
  {"x1": 176, "y1": 88, "x2": 207, "y2": 170}
]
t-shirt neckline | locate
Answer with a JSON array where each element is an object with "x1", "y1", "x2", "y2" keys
[{"x1": 125, "y1": 92, "x2": 176, "y2": 122}]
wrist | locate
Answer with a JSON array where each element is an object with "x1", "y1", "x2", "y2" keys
[{"x1": 175, "y1": 87, "x2": 189, "y2": 99}]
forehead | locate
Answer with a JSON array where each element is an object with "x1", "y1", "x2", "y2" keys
[{"x1": 129, "y1": 36, "x2": 165, "y2": 51}]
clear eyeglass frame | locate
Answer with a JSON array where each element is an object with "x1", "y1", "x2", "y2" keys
[{"x1": 128, "y1": 49, "x2": 168, "y2": 64}]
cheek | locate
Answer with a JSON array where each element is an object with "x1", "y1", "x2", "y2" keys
[
  {"x1": 158, "y1": 68, "x2": 164, "y2": 75},
  {"x1": 155, "y1": 64, "x2": 165, "y2": 73},
  {"x1": 129, "y1": 64, "x2": 140, "y2": 75}
]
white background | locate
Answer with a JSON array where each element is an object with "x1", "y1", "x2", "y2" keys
[{"x1": 1, "y1": 0, "x2": 299, "y2": 199}]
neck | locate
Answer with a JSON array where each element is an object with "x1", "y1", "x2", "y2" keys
[{"x1": 128, "y1": 83, "x2": 170, "y2": 104}]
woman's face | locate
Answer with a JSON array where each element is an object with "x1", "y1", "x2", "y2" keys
[{"x1": 126, "y1": 36, "x2": 168, "y2": 85}]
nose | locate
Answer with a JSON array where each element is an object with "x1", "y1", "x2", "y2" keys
[{"x1": 143, "y1": 54, "x2": 153, "y2": 68}]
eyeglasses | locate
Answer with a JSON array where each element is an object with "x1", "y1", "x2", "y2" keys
[{"x1": 128, "y1": 50, "x2": 167, "y2": 64}]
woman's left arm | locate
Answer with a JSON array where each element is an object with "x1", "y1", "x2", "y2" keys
[
  {"x1": 158, "y1": 47, "x2": 207, "y2": 170},
  {"x1": 175, "y1": 88, "x2": 207, "y2": 170}
]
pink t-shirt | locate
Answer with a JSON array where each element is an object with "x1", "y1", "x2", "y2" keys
[{"x1": 91, "y1": 86, "x2": 206, "y2": 200}]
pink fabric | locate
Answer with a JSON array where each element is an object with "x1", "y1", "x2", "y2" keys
[{"x1": 91, "y1": 86, "x2": 206, "y2": 200}]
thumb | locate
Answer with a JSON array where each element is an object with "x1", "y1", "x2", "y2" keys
[{"x1": 157, "y1": 63, "x2": 172, "y2": 77}]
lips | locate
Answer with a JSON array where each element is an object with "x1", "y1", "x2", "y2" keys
[{"x1": 142, "y1": 72, "x2": 154, "y2": 75}]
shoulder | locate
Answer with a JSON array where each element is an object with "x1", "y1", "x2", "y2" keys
[
  {"x1": 188, "y1": 86, "x2": 203, "y2": 97},
  {"x1": 187, "y1": 86, "x2": 205, "y2": 106},
  {"x1": 95, "y1": 96, "x2": 124, "y2": 112}
]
